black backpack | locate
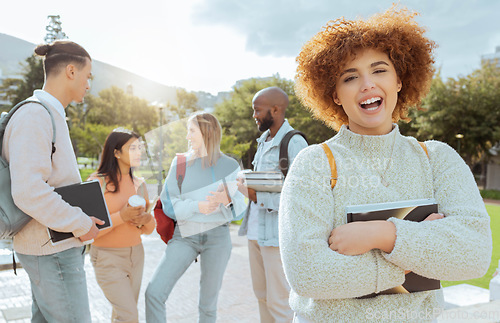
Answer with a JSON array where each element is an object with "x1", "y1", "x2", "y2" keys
[{"x1": 278, "y1": 130, "x2": 308, "y2": 177}]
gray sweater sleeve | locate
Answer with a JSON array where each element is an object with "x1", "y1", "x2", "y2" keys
[
  {"x1": 279, "y1": 146, "x2": 405, "y2": 299},
  {"x1": 383, "y1": 141, "x2": 492, "y2": 280},
  {"x1": 7, "y1": 103, "x2": 92, "y2": 237}
]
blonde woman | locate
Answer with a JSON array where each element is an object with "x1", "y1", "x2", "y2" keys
[{"x1": 145, "y1": 112, "x2": 246, "y2": 323}]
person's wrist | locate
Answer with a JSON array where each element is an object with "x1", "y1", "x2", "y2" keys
[
  {"x1": 374, "y1": 221, "x2": 396, "y2": 253},
  {"x1": 119, "y1": 211, "x2": 128, "y2": 223}
]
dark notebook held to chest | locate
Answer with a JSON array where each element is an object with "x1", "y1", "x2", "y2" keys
[
  {"x1": 346, "y1": 198, "x2": 441, "y2": 296},
  {"x1": 48, "y1": 180, "x2": 111, "y2": 245}
]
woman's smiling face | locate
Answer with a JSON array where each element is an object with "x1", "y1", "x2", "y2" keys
[
  {"x1": 186, "y1": 122, "x2": 204, "y2": 152},
  {"x1": 334, "y1": 49, "x2": 402, "y2": 135}
]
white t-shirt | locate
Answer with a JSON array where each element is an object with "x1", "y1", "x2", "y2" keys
[{"x1": 247, "y1": 139, "x2": 273, "y2": 240}]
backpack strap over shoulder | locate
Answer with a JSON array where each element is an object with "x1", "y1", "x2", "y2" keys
[
  {"x1": 279, "y1": 130, "x2": 308, "y2": 177},
  {"x1": 176, "y1": 153, "x2": 187, "y2": 193},
  {"x1": 320, "y1": 143, "x2": 337, "y2": 189},
  {"x1": 418, "y1": 141, "x2": 429, "y2": 158},
  {"x1": 0, "y1": 99, "x2": 56, "y2": 159},
  {"x1": 320, "y1": 141, "x2": 428, "y2": 191},
  {"x1": 96, "y1": 174, "x2": 106, "y2": 190}
]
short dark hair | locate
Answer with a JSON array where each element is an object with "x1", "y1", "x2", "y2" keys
[{"x1": 34, "y1": 40, "x2": 91, "y2": 77}]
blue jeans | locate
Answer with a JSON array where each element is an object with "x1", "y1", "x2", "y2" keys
[
  {"x1": 17, "y1": 247, "x2": 91, "y2": 323},
  {"x1": 145, "y1": 224, "x2": 232, "y2": 323}
]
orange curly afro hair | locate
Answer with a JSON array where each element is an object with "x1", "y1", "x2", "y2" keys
[{"x1": 295, "y1": 5, "x2": 436, "y2": 130}]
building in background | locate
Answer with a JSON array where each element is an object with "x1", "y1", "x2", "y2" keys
[
  {"x1": 482, "y1": 46, "x2": 500, "y2": 68},
  {"x1": 483, "y1": 46, "x2": 500, "y2": 190}
]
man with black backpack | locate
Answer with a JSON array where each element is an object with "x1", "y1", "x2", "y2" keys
[
  {"x1": 1, "y1": 41, "x2": 102, "y2": 323},
  {"x1": 237, "y1": 87, "x2": 308, "y2": 323}
]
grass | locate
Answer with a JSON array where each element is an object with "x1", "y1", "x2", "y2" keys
[
  {"x1": 79, "y1": 168, "x2": 161, "y2": 184},
  {"x1": 481, "y1": 189, "x2": 500, "y2": 200},
  {"x1": 441, "y1": 204, "x2": 500, "y2": 289},
  {"x1": 79, "y1": 168, "x2": 96, "y2": 181}
]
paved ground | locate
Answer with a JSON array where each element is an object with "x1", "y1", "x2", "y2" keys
[
  {"x1": 0, "y1": 225, "x2": 259, "y2": 323},
  {"x1": 1, "y1": 198, "x2": 499, "y2": 322}
]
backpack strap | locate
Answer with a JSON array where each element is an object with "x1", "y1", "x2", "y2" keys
[
  {"x1": 137, "y1": 180, "x2": 147, "y2": 197},
  {"x1": 93, "y1": 174, "x2": 108, "y2": 193},
  {"x1": 418, "y1": 141, "x2": 429, "y2": 157},
  {"x1": 320, "y1": 141, "x2": 428, "y2": 190},
  {"x1": 0, "y1": 99, "x2": 56, "y2": 159},
  {"x1": 320, "y1": 143, "x2": 337, "y2": 189},
  {"x1": 176, "y1": 153, "x2": 187, "y2": 193},
  {"x1": 279, "y1": 130, "x2": 308, "y2": 177}
]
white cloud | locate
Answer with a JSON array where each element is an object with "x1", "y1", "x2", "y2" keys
[{"x1": 1, "y1": 0, "x2": 499, "y2": 94}]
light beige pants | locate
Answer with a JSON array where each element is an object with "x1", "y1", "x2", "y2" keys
[
  {"x1": 248, "y1": 239, "x2": 293, "y2": 323},
  {"x1": 90, "y1": 244, "x2": 144, "y2": 323}
]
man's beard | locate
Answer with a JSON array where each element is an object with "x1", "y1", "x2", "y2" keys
[{"x1": 258, "y1": 110, "x2": 274, "y2": 132}]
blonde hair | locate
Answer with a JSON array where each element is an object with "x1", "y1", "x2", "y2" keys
[{"x1": 187, "y1": 112, "x2": 222, "y2": 168}]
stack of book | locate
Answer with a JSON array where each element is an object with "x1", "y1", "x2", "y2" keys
[
  {"x1": 345, "y1": 198, "x2": 441, "y2": 296},
  {"x1": 243, "y1": 171, "x2": 283, "y2": 192}
]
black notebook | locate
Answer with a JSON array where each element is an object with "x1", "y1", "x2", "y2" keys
[
  {"x1": 345, "y1": 198, "x2": 441, "y2": 295},
  {"x1": 48, "y1": 180, "x2": 111, "y2": 244}
]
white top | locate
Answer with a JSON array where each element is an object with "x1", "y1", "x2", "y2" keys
[
  {"x1": 247, "y1": 139, "x2": 273, "y2": 240},
  {"x1": 34, "y1": 90, "x2": 66, "y2": 118},
  {"x1": 279, "y1": 124, "x2": 492, "y2": 322}
]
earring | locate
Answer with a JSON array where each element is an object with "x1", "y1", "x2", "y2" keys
[{"x1": 116, "y1": 156, "x2": 120, "y2": 159}]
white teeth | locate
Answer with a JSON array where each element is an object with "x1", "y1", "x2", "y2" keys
[{"x1": 360, "y1": 97, "x2": 381, "y2": 105}]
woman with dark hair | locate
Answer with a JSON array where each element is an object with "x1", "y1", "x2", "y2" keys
[
  {"x1": 279, "y1": 5, "x2": 492, "y2": 322},
  {"x1": 88, "y1": 128, "x2": 155, "y2": 323},
  {"x1": 2, "y1": 40, "x2": 100, "y2": 322}
]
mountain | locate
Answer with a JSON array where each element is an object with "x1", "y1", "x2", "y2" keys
[
  {"x1": 0, "y1": 33, "x2": 180, "y2": 105},
  {"x1": 0, "y1": 33, "x2": 34, "y2": 76},
  {"x1": 89, "y1": 59, "x2": 178, "y2": 104},
  {"x1": 0, "y1": 33, "x2": 231, "y2": 109}
]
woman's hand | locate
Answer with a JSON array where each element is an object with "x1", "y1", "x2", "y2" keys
[
  {"x1": 424, "y1": 213, "x2": 445, "y2": 221},
  {"x1": 237, "y1": 178, "x2": 257, "y2": 202},
  {"x1": 329, "y1": 221, "x2": 396, "y2": 255},
  {"x1": 206, "y1": 189, "x2": 230, "y2": 206},
  {"x1": 119, "y1": 203, "x2": 144, "y2": 223},
  {"x1": 130, "y1": 212, "x2": 153, "y2": 227},
  {"x1": 199, "y1": 201, "x2": 219, "y2": 214},
  {"x1": 329, "y1": 212, "x2": 445, "y2": 256}
]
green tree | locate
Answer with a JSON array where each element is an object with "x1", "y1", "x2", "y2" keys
[
  {"x1": 215, "y1": 75, "x2": 333, "y2": 167},
  {"x1": 0, "y1": 15, "x2": 68, "y2": 112},
  {"x1": 70, "y1": 123, "x2": 116, "y2": 158},
  {"x1": 0, "y1": 55, "x2": 44, "y2": 112},
  {"x1": 85, "y1": 86, "x2": 158, "y2": 136},
  {"x1": 165, "y1": 88, "x2": 200, "y2": 120},
  {"x1": 405, "y1": 63, "x2": 500, "y2": 173}
]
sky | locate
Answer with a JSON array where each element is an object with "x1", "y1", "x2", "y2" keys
[{"x1": 1, "y1": 0, "x2": 500, "y2": 95}]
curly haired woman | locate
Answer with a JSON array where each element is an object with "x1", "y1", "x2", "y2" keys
[{"x1": 279, "y1": 6, "x2": 492, "y2": 323}]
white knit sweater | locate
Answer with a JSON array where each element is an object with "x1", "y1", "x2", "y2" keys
[
  {"x1": 2, "y1": 92, "x2": 92, "y2": 255},
  {"x1": 279, "y1": 125, "x2": 492, "y2": 323}
]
